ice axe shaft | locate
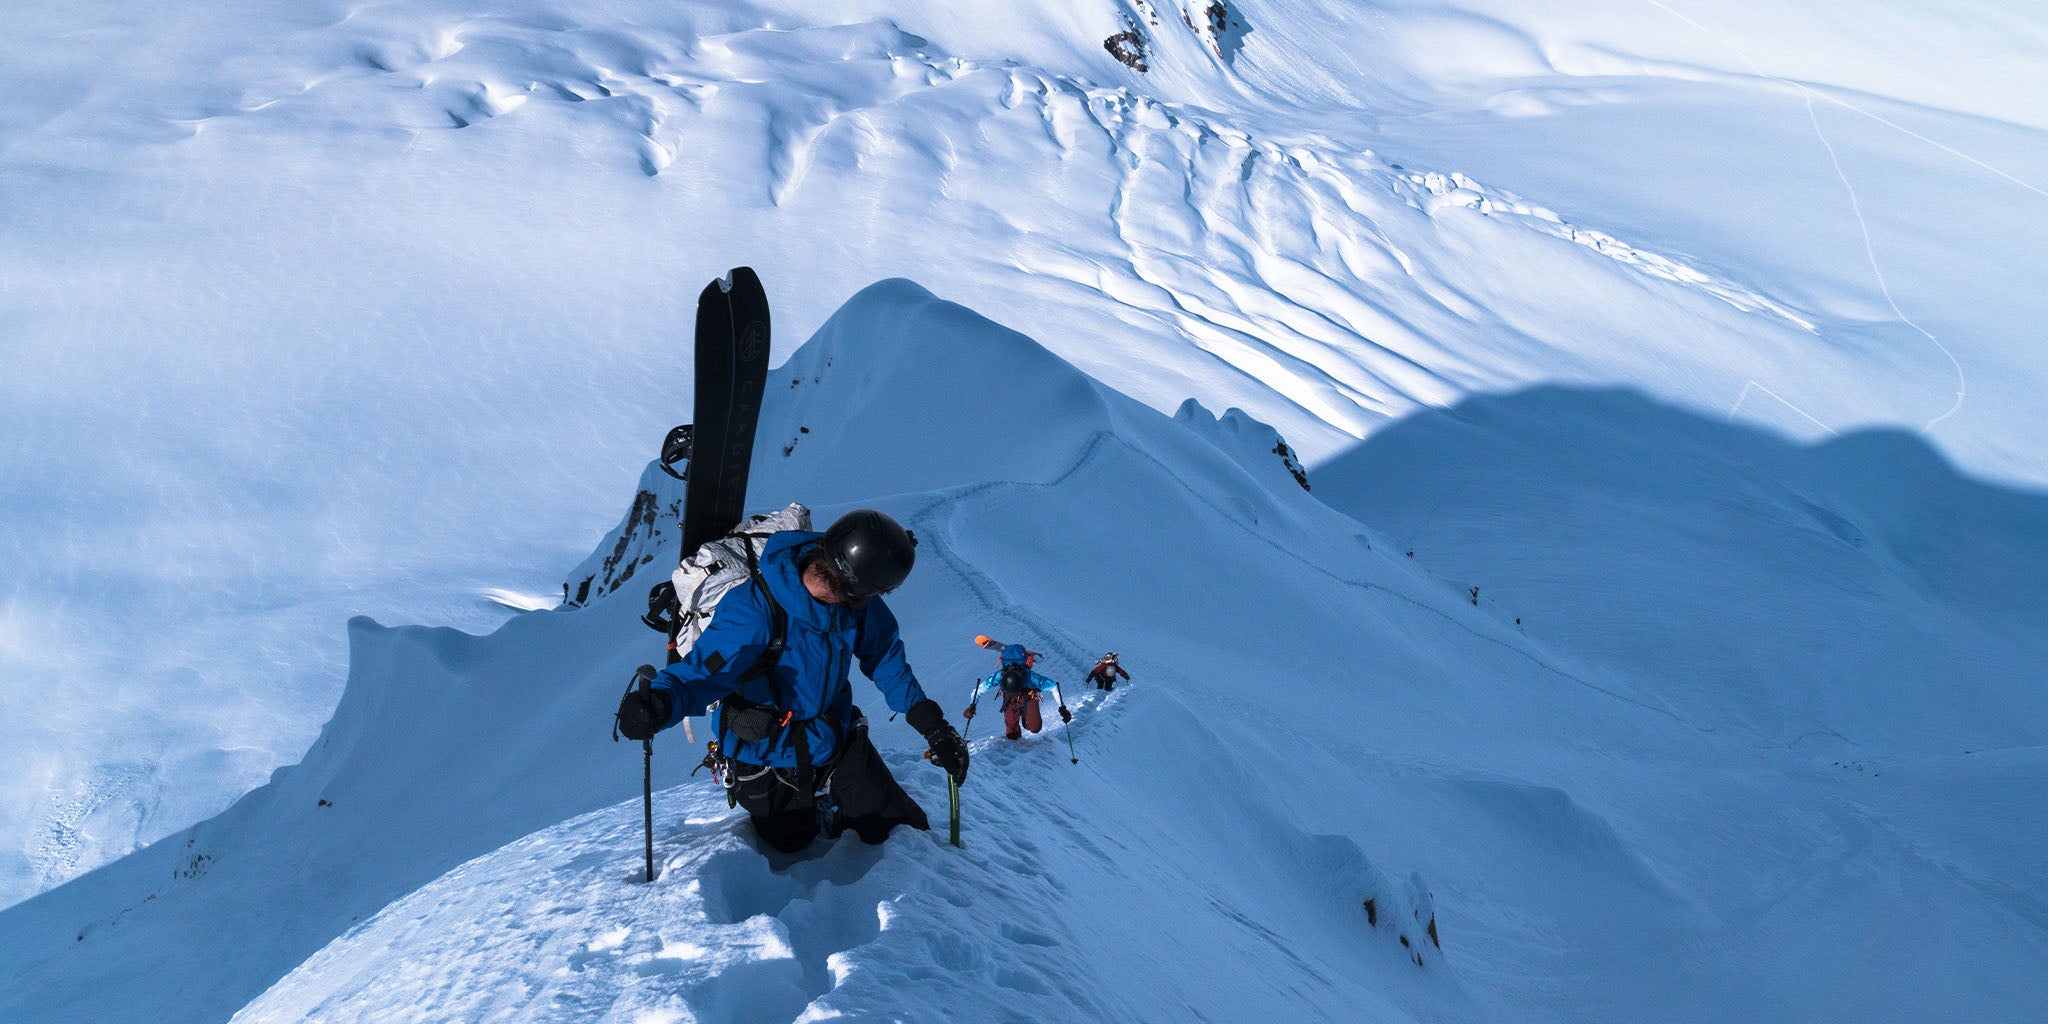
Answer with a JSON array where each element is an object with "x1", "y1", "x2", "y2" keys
[
  {"x1": 924, "y1": 748, "x2": 964, "y2": 848},
  {"x1": 948, "y1": 774, "x2": 962, "y2": 847},
  {"x1": 637, "y1": 665, "x2": 657, "y2": 883}
]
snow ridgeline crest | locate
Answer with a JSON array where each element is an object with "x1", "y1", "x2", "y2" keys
[
  {"x1": 39, "y1": 280, "x2": 2048, "y2": 1022},
  {"x1": 565, "y1": 399, "x2": 1316, "y2": 617},
  {"x1": 1316, "y1": 385, "x2": 2048, "y2": 753},
  {"x1": 563, "y1": 278, "x2": 1322, "y2": 612},
  {"x1": 155, "y1": 279, "x2": 1465, "y2": 1023}
]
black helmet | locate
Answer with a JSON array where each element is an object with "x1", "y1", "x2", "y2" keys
[{"x1": 821, "y1": 509, "x2": 917, "y2": 597}]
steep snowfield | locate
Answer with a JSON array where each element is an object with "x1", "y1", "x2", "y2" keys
[
  {"x1": 5, "y1": 0, "x2": 2047, "y2": 1017},
  {"x1": 7, "y1": 283, "x2": 2044, "y2": 1022},
  {"x1": 7, "y1": 0, "x2": 2047, "y2": 906},
  {"x1": 1318, "y1": 387, "x2": 2048, "y2": 753}
]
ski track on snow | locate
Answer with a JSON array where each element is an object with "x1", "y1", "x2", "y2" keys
[{"x1": 1634, "y1": 0, "x2": 1982, "y2": 434}]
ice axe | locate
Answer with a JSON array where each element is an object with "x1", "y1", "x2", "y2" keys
[
  {"x1": 635, "y1": 664, "x2": 657, "y2": 882},
  {"x1": 924, "y1": 747, "x2": 963, "y2": 847}
]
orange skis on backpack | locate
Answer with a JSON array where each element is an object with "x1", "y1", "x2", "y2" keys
[
  {"x1": 970, "y1": 635, "x2": 1078, "y2": 763},
  {"x1": 972, "y1": 634, "x2": 1042, "y2": 665}
]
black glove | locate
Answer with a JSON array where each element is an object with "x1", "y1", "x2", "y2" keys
[
  {"x1": 1058, "y1": 704, "x2": 1072, "y2": 723},
  {"x1": 926, "y1": 723, "x2": 970, "y2": 787},
  {"x1": 906, "y1": 699, "x2": 969, "y2": 786},
  {"x1": 616, "y1": 687, "x2": 672, "y2": 741}
]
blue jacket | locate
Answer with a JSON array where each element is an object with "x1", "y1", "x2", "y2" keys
[
  {"x1": 649, "y1": 530, "x2": 930, "y2": 767},
  {"x1": 968, "y1": 667, "x2": 1065, "y2": 702}
]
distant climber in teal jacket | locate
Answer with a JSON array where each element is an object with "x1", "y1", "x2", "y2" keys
[{"x1": 963, "y1": 644, "x2": 1072, "y2": 740}]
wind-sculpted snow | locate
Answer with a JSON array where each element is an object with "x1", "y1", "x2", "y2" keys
[
  {"x1": 32, "y1": 0, "x2": 1935, "y2": 459},
  {"x1": 134, "y1": 0, "x2": 2029, "y2": 464}
]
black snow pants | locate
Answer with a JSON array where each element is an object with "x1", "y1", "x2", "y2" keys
[{"x1": 727, "y1": 710, "x2": 929, "y2": 853}]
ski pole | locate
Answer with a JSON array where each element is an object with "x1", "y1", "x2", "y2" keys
[
  {"x1": 1053, "y1": 682, "x2": 1078, "y2": 764},
  {"x1": 636, "y1": 664, "x2": 657, "y2": 883},
  {"x1": 961, "y1": 680, "x2": 981, "y2": 742}
]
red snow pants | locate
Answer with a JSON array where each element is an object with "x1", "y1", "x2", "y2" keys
[{"x1": 1001, "y1": 691, "x2": 1043, "y2": 739}]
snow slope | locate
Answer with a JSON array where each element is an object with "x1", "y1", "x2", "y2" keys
[
  {"x1": 7, "y1": 282, "x2": 2044, "y2": 1023},
  {"x1": 1316, "y1": 387, "x2": 2048, "y2": 754},
  {"x1": 7, "y1": 0, "x2": 2047, "y2": 906}
]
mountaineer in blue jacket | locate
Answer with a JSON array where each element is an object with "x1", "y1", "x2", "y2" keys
[{"x1": 614, "y1": 509, "x2": 969, "y2": 853}]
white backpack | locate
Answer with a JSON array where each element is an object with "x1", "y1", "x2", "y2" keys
[{"x1": 646, "y1": 502, "x2": 811, "y2": 663}]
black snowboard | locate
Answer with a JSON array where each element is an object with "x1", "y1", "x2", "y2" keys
[{"x1": 681, "y1": 267, "x2": 772, "y2": 561}]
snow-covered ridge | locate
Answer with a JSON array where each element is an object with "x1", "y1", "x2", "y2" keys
[
  {"x1": 10, "y1": 281, "x2": 2045, "y2": 1023},
  {"x1": 12, "y1": 0, "x2": 2044, "y2": 911},
  {"x1": 1318, "y1": 385, "x2": 2048, "y2": 751},
  {"x1": 6, "y1": 3, "x2": 2046, "y2": 1016},
  {"x1": 227, "y1": 737, "x2": 1445, "y2": 1023},
  {"x1": 5, "y1": 281, "x2": 1434, "y2": 1023}
]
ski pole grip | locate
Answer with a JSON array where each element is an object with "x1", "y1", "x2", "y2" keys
[{"x1": 635, "y1": 664, "x2": 656, "y2": 694}]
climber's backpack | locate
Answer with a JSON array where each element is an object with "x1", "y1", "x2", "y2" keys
[
  {"x1": 999, "y1": 662, "x2": 1034, "y2": 696},
  {"x1": 643, "y1": 502, "x2": 811, "y2": 675}
]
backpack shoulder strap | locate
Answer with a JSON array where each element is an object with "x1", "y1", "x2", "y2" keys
[
  {"x1": 733, "y1": 538, "x2": 820, "y2": 787},
  {"x1": 739, "y1": 539, "x2": 787, "y2": 686}
]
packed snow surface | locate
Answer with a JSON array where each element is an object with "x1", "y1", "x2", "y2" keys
[{"x1": 3, "y1": 0, "x2": 2046, "y2": 1020}]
